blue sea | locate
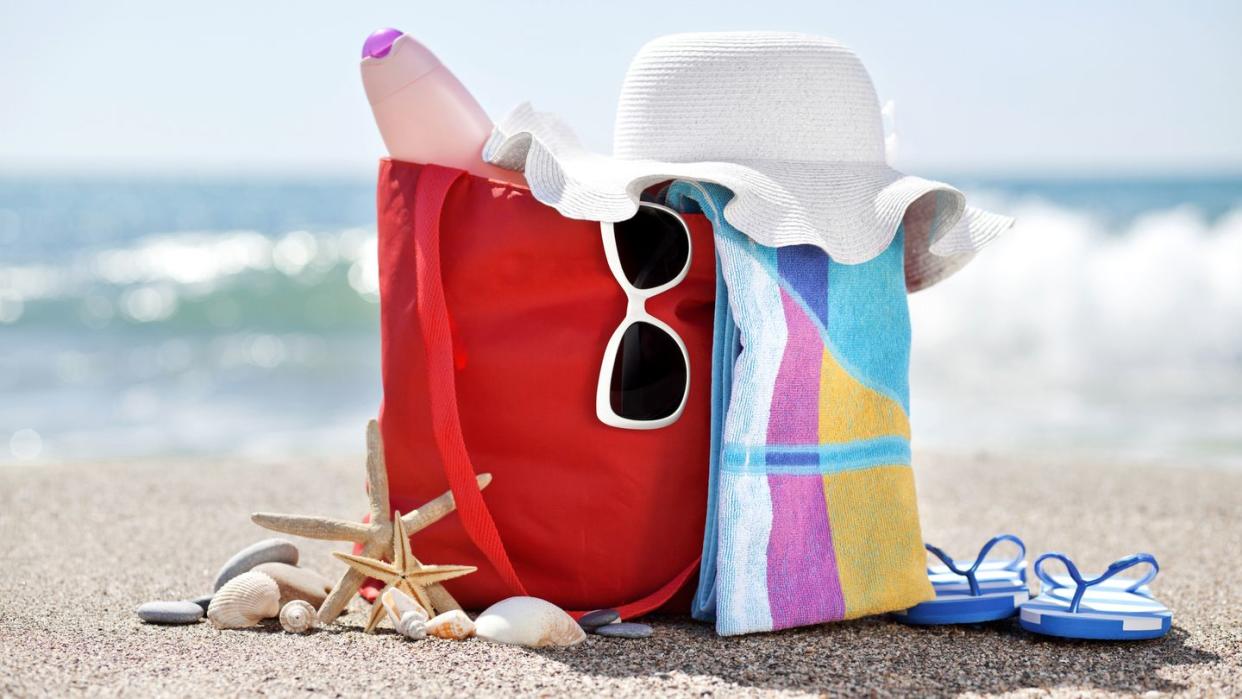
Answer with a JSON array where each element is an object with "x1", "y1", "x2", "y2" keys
[{"x1": 1, "y1": 173, "x2": 1240, "y2": 467}]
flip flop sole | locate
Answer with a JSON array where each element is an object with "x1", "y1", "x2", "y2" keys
[
  {"x1": 1019, "y1": 604, "x2": 1171, "y2": 640},
  {"x1": 896, "y1": 589, "x2": 1029, "y2": 625},
  {"x1": 1020, "y1": 588, "x2": 1172, "y2": 641}
]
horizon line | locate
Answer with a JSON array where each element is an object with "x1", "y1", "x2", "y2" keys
[{"x1": 3, "y1": 160, "x2": 1242, "y2": 182}]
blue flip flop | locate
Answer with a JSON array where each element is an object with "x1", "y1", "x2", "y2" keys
[
  {"x1": 1019, "y1": 552, "x2": 1171, "y2": 640},
  {"x1": 895, "y1": 534, "x2": 1031, "y2": 625}
]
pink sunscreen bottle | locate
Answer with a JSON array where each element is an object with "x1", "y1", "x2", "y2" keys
[{"x1": 360, "y1": 29, "x2": 525, "y2": 185}]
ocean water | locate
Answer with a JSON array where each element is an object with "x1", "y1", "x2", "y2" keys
[{"x1": 1, "y1": 174, "x2": 1239, "y2": 467}]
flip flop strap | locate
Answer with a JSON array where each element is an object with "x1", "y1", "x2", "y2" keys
[
  {"x1": 1033, "y1": 552, "x2": 1160, "y2": 613},
  {"x1": 925, "y1": 534, "x2": 1026, "y2": 597}
]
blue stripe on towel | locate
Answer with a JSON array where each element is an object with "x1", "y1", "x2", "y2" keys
[{"x1": 720, "y1": 437, "x2": 912, "y2": 475}]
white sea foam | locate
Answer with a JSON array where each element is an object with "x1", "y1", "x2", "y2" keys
[
  {"x1": 910, "y1": 200, "x2": 1242, "y2": 466},
  {"x1": 0, "y1": 227, "x2": 377, "y2": 301},
  {"x1": 914, "y1": 202, "x2": 1242, "y2": 368}
]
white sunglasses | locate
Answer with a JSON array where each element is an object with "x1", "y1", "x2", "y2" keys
[{"x1": 595, "y1": 202, "x2": 693, "y2": 430}]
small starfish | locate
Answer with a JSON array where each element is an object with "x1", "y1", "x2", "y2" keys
[
  {"x1": 251, "y1": 419, "x2": 491, "y2": 622},
  {"x1": 335, "y1": 510, "x2": 476, "y2": 633}
]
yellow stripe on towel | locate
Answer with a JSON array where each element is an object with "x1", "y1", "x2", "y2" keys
[
  {"x1": 817, "y1": 348, "x2": 910, "y2": 444},
  {"x1": 822, "y1": 465, "x2": 934, "y2": 619}
]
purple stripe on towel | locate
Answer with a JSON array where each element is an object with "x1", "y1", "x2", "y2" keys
[
  {"x1": 766, "y1": 289, "x2": 824, "y2": 445},
  {"x1": 765, "y1": 474, "x2": 846, "y2": 628}
]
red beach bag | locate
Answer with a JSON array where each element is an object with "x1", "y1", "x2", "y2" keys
[{"x1": 376, "y1": 161, "x2": 715, "y2": 617}]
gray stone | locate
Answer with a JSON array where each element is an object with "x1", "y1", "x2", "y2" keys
[
  {"x1": 188, "y1": 593, "x2": 212, "y2": 612},
  {"x1": 212, "y1": 538, "x2": 299, "y2": 591},
  {"x1": 136, "y1": 600, "x2": 204, "y2": 625},
  {"x1": 592, "y1": 622, "x2": 652, "y2": 639},
  {"x1": 578, "y1": 609, "x2": 620, "y2": 629}
]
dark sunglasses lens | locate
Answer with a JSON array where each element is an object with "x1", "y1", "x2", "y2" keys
[
  {"x1": 609, "y1": 321, "x2": 687, "y2": 421},
  {"x1": 613, "y1": 206, "x2": 689, "y2": 290}
]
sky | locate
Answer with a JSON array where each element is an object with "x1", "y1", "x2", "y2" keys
[{"x1": 2, "y1": 1, "x2": 1240, "y2": 176}]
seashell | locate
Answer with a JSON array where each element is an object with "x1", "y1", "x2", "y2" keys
[
  {"x1": 279, "y1": 600, "x2": 317, "y2": 633},
  {"x1": 381, "y1": 587, "x2": 429, "y2": 640},
  {"x1": 396, "y1": 613, "x2": 427, "y2": 640},
  {"x1": 381, "y1": 588, "x2": 428, "y2": 626},
  {"x1": 474, "y1": 596, "x2": 586, "y2": 648},
  {"x1": 424, "y1": 609, "x2": 475, "y2": 640},
  {"x1": 381, "y1": 587, "x2": 429, "y2": 626},
  {"x1": 207, "y1": 571, "x2": 280, "y2": 629}
]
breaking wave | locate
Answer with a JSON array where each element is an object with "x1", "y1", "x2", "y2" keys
[{"x1": 910, "y1": 199, "x2": 1242, "y2": 467}]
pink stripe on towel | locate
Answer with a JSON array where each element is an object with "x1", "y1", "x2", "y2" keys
[
  {"x1": 765, "y1": 473, "x2": 846, "y2": 628},
  {"x1": 766, "y1": 289, "x2": 823, "y2": 445}
]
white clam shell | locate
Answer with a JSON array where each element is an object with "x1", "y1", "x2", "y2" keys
[
  {"x1": 278, "y1": 599, "x2": 317, "y2": 633},
  {"x1": 425, "y1": 609, "x2": 475, "y2": 640},
  {"x1": 475, "y1": 596, "x2": 585, "y2": 648},
  {"x1": 207, "y1": 571, "x2": 281, "y2": 629}
]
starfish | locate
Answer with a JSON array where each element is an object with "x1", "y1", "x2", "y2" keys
[
  {"x1": 251, "y1": 419, "x2": 491, "y2": 623},
  {"x1": 335, "y1": 510, "x2": 476, "y2": 633}
]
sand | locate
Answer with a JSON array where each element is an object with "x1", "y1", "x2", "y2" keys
[{"x1": 1, "y1": 452, "x2": 1239, "y2": 698}]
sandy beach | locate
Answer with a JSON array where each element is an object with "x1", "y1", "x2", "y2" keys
[{"x1": 1, "y1": 452, "x2": 1238, "y2": 698}]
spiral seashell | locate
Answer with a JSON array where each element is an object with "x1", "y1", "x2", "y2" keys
[
  {"x1": 381, "y1": 587, "x2": 429, "y2": 639},
  {"x1": 381, "y1": 588, "x2": 428, "y2": 626},
  {"x1": 207, "y1": 571, "x2": 281, "y2": 629},
  {"x1": 279, "y1": 600, "x2": 317, "y2": 633},
  {"x1": 396, "y1": 612, "x2": 428, "y2": 640},
  {"x1": 475, "y1": 596, "x2": 586, "y2": 647},
  {"x1": 425, "y1": 609, "x2": 475, "y2": 640}
]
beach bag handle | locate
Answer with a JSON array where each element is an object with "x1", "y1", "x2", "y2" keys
[{"x1": 413, "y1": 164, "x2": 700, "y2": 618}]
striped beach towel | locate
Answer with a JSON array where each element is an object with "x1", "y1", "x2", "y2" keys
[{"x1": 664, "y1": 180, "x2": 935, "y2": 635}]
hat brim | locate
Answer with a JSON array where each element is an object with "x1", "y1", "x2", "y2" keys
[{"x1": 484, "y1": 103, "x2": 1013, "y2": 292}]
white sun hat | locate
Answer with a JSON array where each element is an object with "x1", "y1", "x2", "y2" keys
[{"x1": 483, "y1": 31, "x2": 1013, "y2": 291}]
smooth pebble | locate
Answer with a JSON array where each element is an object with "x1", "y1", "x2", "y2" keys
[
  {"x1": 188, "y1": 593, "x2": 213, "y2": 612},
  {"x1": 212, "y1": 538, "x2": 299, "y2": 591},
  {"x1": 251, "y1": 562, "x2": 333, "y2": 606},
  {"x1": 136, "y1": 600, "x2": 204, "y2": 625},
  {"x1": 593, "y1": 622, "x2": 652, "y2": 639},
  {"x1": 578, "y1": 608, "x2": 620, "y2": 629}
]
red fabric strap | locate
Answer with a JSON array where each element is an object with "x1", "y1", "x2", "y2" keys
[
  {"x1": 414, "y1": 165, "x2": 528, "y2": 595},
  {"x1": 411, "y1": 163, "x2": 700, "y2": 617}
]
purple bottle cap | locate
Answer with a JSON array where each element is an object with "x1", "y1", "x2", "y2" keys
[{"x1": 362, "y1": 28, "x2": 404, "y2": 59}]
